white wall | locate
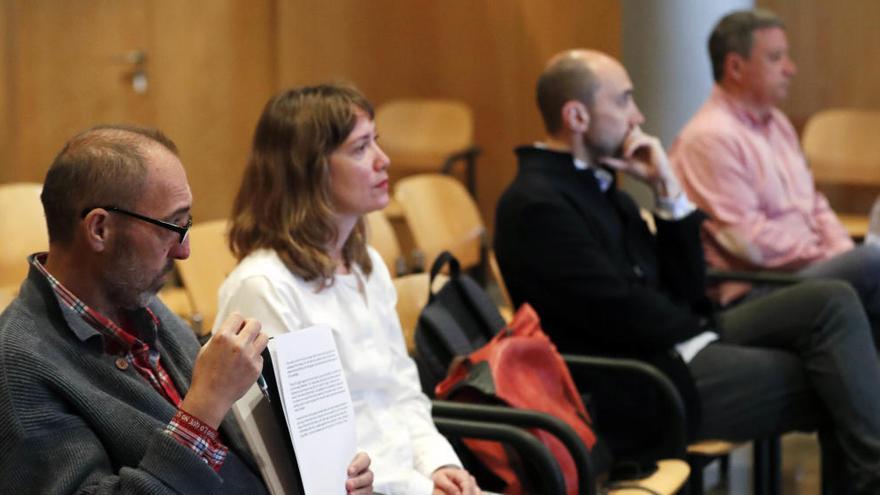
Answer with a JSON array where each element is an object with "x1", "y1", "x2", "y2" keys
[{"x1": 620, "y1": 0, "x2": 753, "y2": 206}]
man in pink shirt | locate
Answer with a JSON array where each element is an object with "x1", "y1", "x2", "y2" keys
[{"x1": 670, "y1": 9, "x2": 880, "y2": 324}]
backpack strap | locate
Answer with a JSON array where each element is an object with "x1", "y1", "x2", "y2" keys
[{"x1": 427, "y1": 251, "x2": 460, "y2": 303}]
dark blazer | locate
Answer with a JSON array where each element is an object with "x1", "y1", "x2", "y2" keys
[{"x1": 494, "y1": 146, "x2": 711, "y2": 449}]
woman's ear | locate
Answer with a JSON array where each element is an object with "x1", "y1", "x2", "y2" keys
[{"x1": 561, "y1": 100, "x2": 590, "y2": 134}]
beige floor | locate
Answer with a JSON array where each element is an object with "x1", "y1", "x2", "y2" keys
[{"x1": 704, "y1": 433, "x2": 822, "y2": 495}]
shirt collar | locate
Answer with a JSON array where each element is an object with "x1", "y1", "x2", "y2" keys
[
  {"x1": 29, "y1": 252, "x2": 159, "y2": 354},
  {"x1": 711, "y1": 85, "x2": 774, "y2": 128},
  {"x1": 533, "y1": 142, "x2": 614, "y2": 192}
]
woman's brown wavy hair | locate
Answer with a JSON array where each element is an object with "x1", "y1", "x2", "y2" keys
[{"x1": 229, "y1": 84, "x2": 374, "y2": 287}]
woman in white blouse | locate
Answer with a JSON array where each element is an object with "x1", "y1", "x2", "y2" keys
[{"x1": 215, "y1": 84, "x2": 482, "y2": 495}]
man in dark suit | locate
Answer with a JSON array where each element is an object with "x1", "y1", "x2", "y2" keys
[{"x1": 494, "y1": 49, "x2": 880, "y2": 493}]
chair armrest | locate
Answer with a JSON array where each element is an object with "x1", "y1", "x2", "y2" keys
[
  {"x1": 433, "y1": 416, "x2": 567, "y2": 495},
  {"x1": 706, "y1": 268, "x2": 804, "y2": 286},
  {"x1": 562, "y1": 354, "x2": 688, "y2": 459},
  {"x1": 440, "y1": 146, "x2": 482, "y2": 175},
  {"x1": 433, "y1": 400, "x2": 595, "y2": 495}
]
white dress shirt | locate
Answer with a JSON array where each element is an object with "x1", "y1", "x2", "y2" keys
[{"x1": 215, "y1": 247, "x2": 462, "y2": 494}]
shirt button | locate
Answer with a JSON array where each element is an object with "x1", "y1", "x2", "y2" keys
[{"x1": 115, "y1": 357, "x2": 129, "y2": 370}]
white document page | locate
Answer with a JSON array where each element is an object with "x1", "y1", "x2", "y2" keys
[{"x1": 269, "y1": 325, "x2": 357, "y2": 495}]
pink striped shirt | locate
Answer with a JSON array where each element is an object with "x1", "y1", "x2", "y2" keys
[{"x1": 670, "y1": 85, "x2": 853, "y2": 303}]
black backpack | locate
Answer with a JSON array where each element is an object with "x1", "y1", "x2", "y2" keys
[{"x1": 413, "y1": 251, "x2": 507, "y2": 396}]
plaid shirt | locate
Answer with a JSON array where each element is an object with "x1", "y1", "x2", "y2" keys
[{"x1": 31, "y1": 253, "x2": 228, "y2": 472}]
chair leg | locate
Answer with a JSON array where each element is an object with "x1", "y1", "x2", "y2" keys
[
  {"x1": 685, "y1": 455, "x2": 705, "y2": 495},
  {"x1": 718, "y1": 454, "x2": 730, "y2": 484},
  {"x1": 768, "y1": 437, "x2": 781, "y2": 495},
  {"x1": 753, "y1": 436, "x2": 782, "y2": 495},
  {"x1": 753, "y1": 439, "x2": 768, "y2": 495}
]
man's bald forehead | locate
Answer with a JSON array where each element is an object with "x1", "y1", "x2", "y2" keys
[
  {"x1": 70, "y1": 125, "x2": 179, "y2": 157},
  {"x1": 544, "y1": 49, "x2": 616, "y2": 74}
]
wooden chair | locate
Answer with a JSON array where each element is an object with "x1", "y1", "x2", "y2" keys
[
  {"x1": 157, "y1": 285, "x2": 194, "y2": 323},
  {"x1": 394, "y1": 174, "x2": 485, "y2": 275},
  {"x1": 392, "y1": 272, "x2": 448, "y2": 355},
  {"x1": 802, "y1": 108, "x2": 880, "y2": 239},
  {"x1": 0, "y1": 183, "x2": 48, "y2": 296},
  {"x1": 488, "y1": 250, "x2": 513, "y2": 312},
  {"x1": 375, "y1": 99, "x2": 480, "y2": 196},
  {"x1": 175, "y1": 219, "x2": 237, "y2": 335},
  {"x1": 395, "y1": 174, "x2": 513, "y2": 322},
  {"x1": 365, "y1": 210, "x2": 407, "y2": 277},
  {"x1": 0, "y1": 286, "x2": 15, "y2": 313}
]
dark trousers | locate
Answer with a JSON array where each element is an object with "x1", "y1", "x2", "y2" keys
[
  {"x1": 690, "y1": 279, "x2": 880, "y2": 494},
  {"x1": 801, "y1": 243, "x2": 880, "y2": 336}
]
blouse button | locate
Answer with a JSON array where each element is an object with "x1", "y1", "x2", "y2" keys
[{"x1": 115, "y1": 357, "x2": 129, "y2": 370}]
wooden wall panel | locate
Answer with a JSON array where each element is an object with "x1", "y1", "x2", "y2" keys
[
  {"x1": 3, "y1": 0, "x2": 618, "y2": 228},
  {"x1": 2, "y1": 0, "x2": 274, "y2": 222},
  {"x1": 277, "y1": 0, "x2": 621, "y2": 230},
  {"x1": 8, "y1": 0, "x2": 153, "y2": 183},
  {"x1": 759, "y1": 0, "x2": 880, "y2": 213},
  {"x1": 0, "y1": 1, "x2": 10, "y2": 183},
  {"x1": 150, "y1": 0, "x2": 275, "y2": 222},
  {"x1": 760, "y1": 0, "x2": 880, "y2": 124}
]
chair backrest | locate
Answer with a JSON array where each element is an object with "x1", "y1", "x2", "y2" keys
[
  {"x1": 802, "y1": 108, "x2": 880, "y2": 185},
  {"x1": 392, "y1": 272, "x2": 448, "y2": 355},
  {"x1": 395, "y1": 174, "x2": 484, "y2": 270},
  {"x1": 375, "y1": 99, "x2": 474, "y2": 172},
  {"x1": 365, "y1": 210, "x2": 405, "y2": 276},
  {"x1": 488, "y1": 250, "x2": 513, "y2": 311},
  {"x1": 175, "y1": 219, "x2": 237, "y2": 335},
  {"x1": 0, "y1": 286, "x2": 15, "y2": 313},
  {"x1": 0, "y1": 183, "x2": 48, "y2": 293}
]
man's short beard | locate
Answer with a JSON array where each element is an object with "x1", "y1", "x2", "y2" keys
[
  {"x1": 104, "y1": 262, "x2": 164, "y2": 311},
  {"x1": 102, "y1": 237, "x2": 172, "y2": 311},
  {"x1": 582, "y1": 131, "x2": 624, "y2": 164}
]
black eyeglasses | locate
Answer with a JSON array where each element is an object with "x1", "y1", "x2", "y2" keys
[{"x1": 81, "y1": 206, "x2": 192, "y2": 244}]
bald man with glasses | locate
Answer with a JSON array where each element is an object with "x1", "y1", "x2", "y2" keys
[{"x1": 0, "y1": 124, "x2": 373, "y2": 494}]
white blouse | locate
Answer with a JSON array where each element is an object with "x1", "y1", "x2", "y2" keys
[{"x1": 215, "y1": 247, "x2": 461, "y2": 494}]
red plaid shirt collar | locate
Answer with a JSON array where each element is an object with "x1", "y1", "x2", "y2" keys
[{"x1": 30, "y1": 253, "x2": 182, "y2": 406}]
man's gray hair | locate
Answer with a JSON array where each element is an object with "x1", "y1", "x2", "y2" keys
[{"x1": 41, "y1": 124, "x2": 179, "y2": 245}]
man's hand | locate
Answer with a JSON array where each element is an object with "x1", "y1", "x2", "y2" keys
[
  {"x1": 346, "y1": 452, "x2": 373, "y2": 494},
  {"x1": 431, "y1": 466, "x2": 481, "y2": 495},
  {"x1": 600, "y1": 126, "x2": 682, "y2": 199},
  {"x1": 180, "y1": 312, "x2": 269, "y2": 428}
]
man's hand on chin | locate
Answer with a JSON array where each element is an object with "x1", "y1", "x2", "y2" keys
[{"x1": 600, "y1": 126, "x2": 682, "y2": 199}]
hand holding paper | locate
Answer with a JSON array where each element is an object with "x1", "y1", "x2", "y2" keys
[{"x1": 233, "y1": 325, "x2": 360, "y2": 495}]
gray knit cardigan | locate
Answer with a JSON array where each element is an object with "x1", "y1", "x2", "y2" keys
[{"x1": 0, "y1": 264, "x2": 270, "y2": 494}]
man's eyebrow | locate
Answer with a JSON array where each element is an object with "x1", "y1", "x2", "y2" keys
[{"x1": 164, "y1": 206, "x2": 191, "y2": 220}]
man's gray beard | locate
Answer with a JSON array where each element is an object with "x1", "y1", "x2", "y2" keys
[{"x1": 102, "y1": 249, "x2": 172, "y2": 311}]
